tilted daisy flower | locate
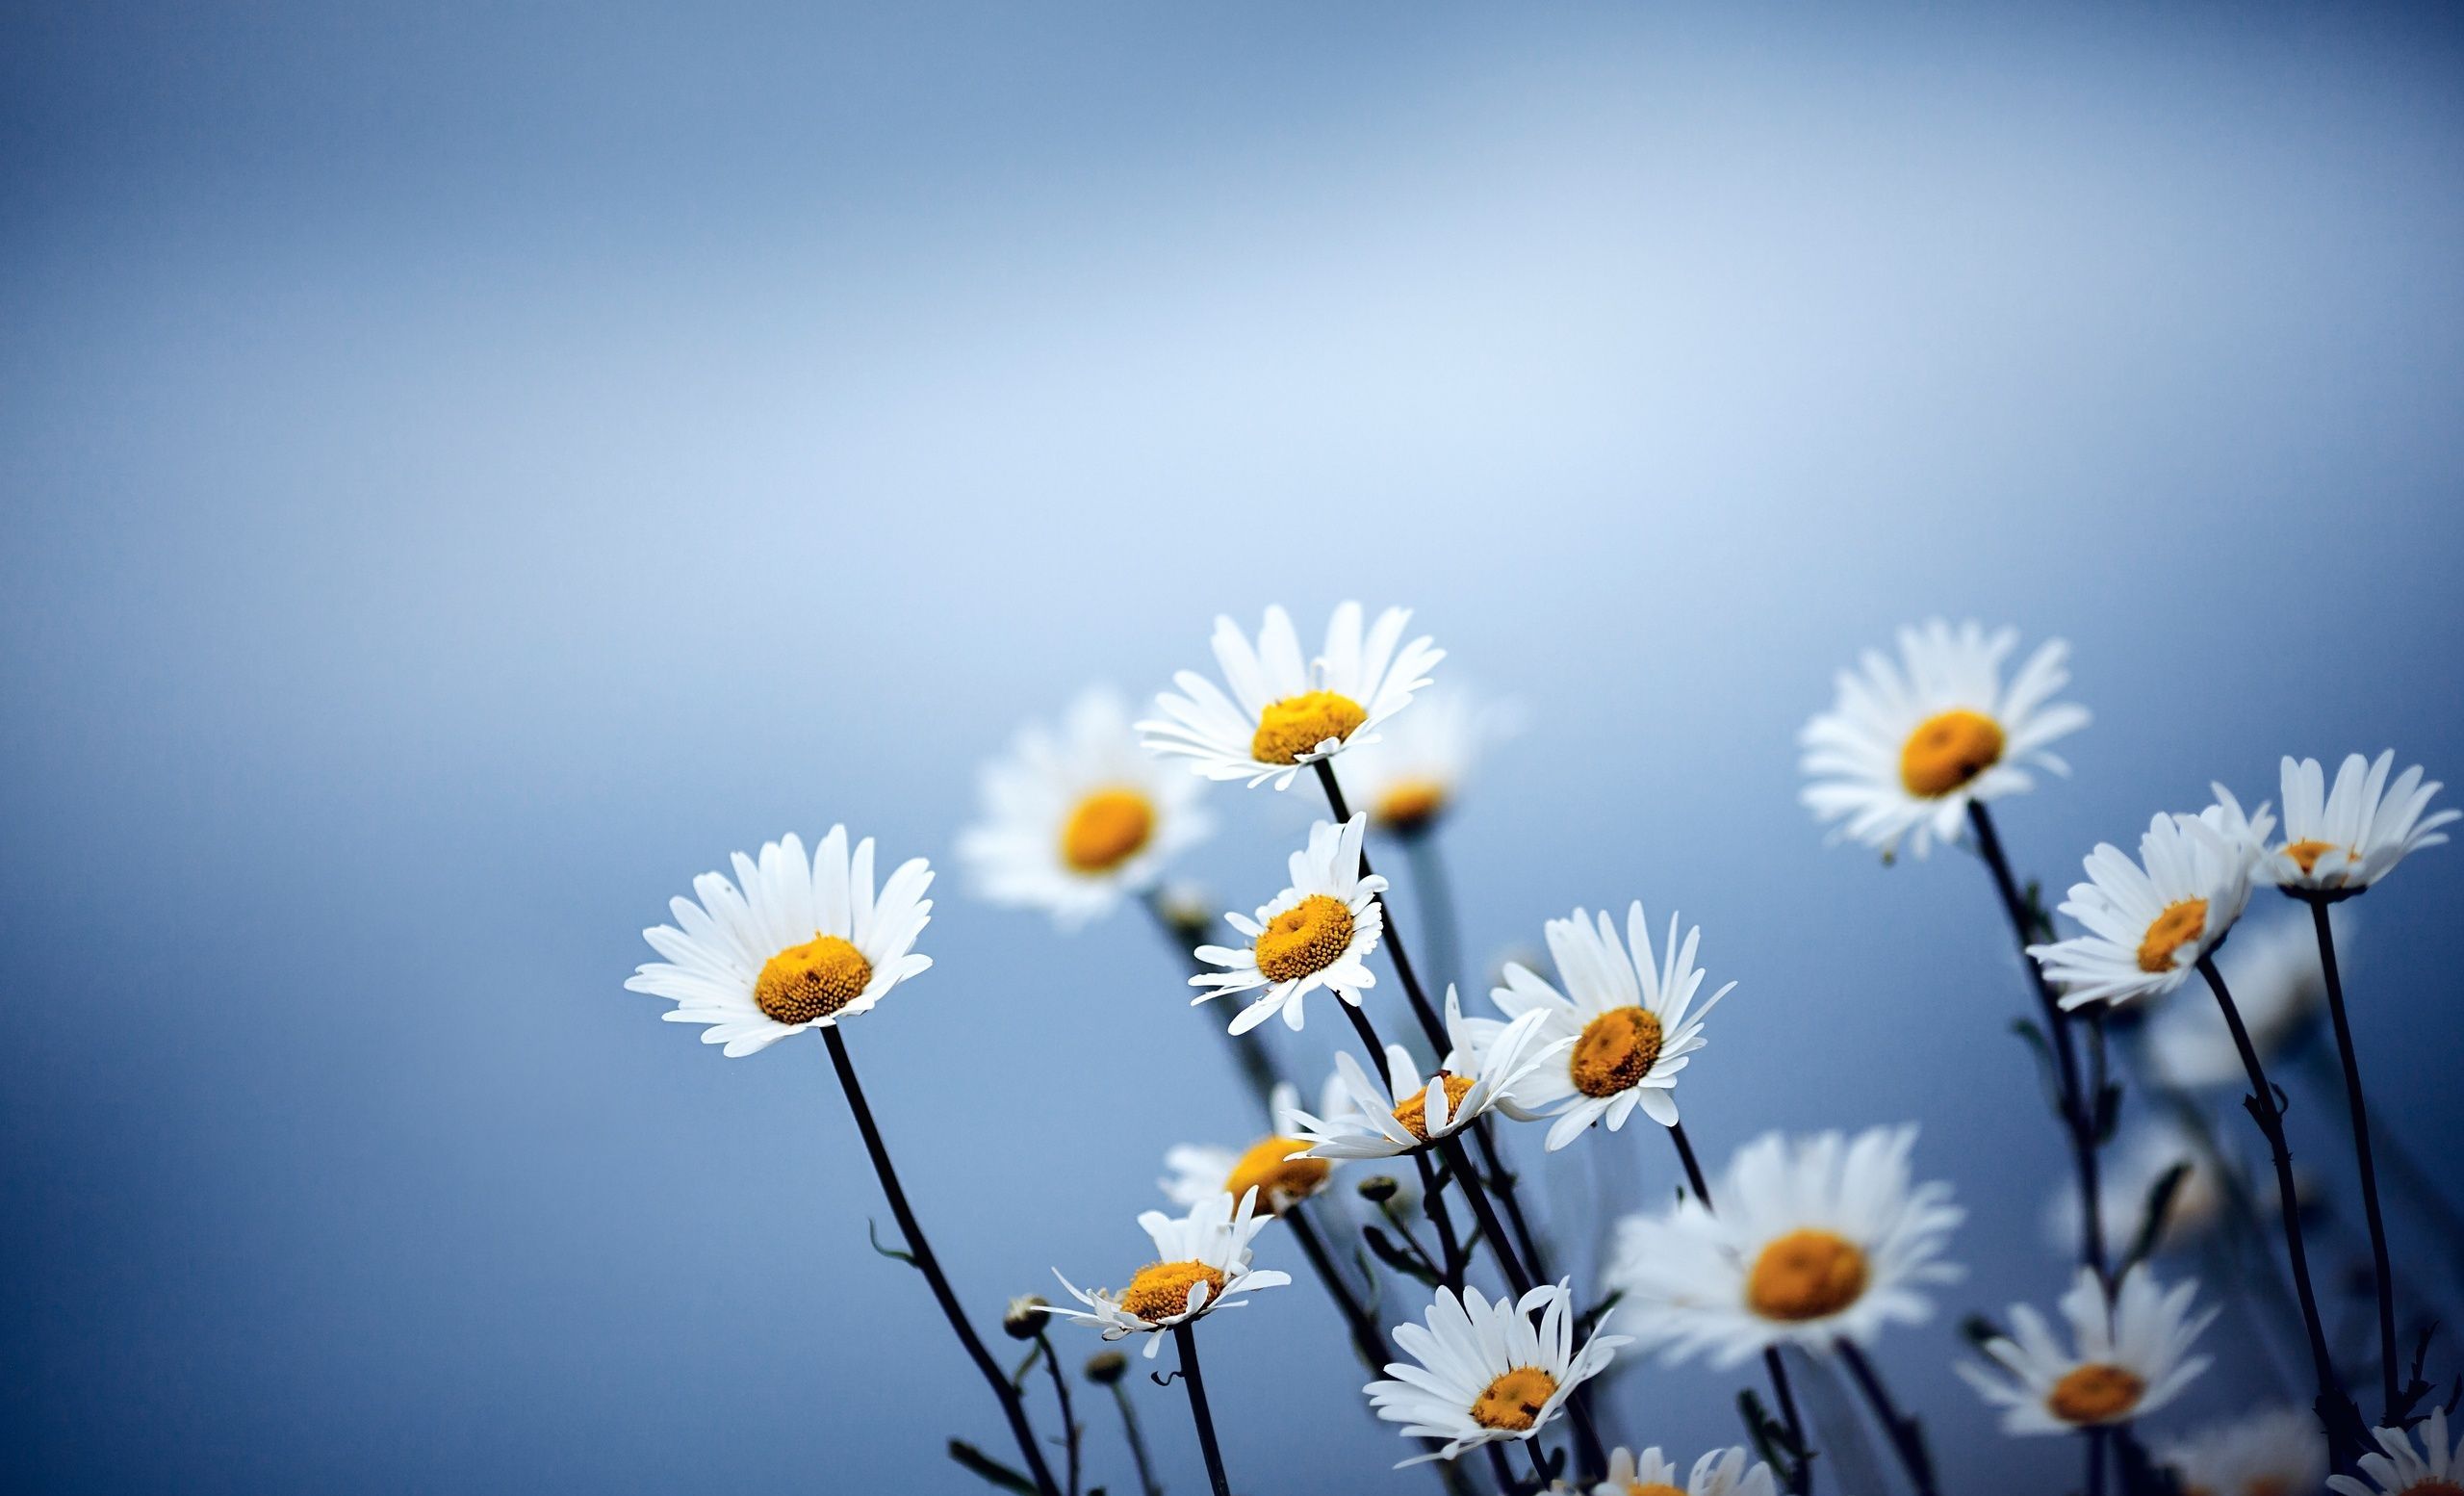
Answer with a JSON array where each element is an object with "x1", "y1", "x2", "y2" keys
[
  {"x1": 1367, "y1": 1281, "x2": 1627, "y2": 1466},
  {"x1": 1190, "y1": 813, "x2": 1386, "y2": 1034},
  {"x1": 1337, "y1": 686, "x2": 1517, "y2": 837},
  {"x1": 2028, "y1": 798, "x2": 2274, "y2": 1010},
  {"x1": 1957, "y1": 1265, "x2": 2217, "y2": 1435},
  {"x1": 1798, "y1": 619, "x2": 2090, "y2": 858},
  {"x1": 2160, "y1": 1406, "x2": 2327, "y2": 1496},
  {"x1": 956, "y1": 686, "x2": 1212, "y2": 929},
  {"x1": 2267, "y1": 750, "x2": 2458, "y2": 895},
  {"x1": 2045, "y1": 1118, "x2": 2224, "y2": 1263},
  {"x1": 1290, "y1": 998, "x2": 1567, "y2": 1161},
  {"x1": 1140, "y1": 602, "x2": 1444, "y2": 790},
  {"x1": 1160, "y1": 1078, "x2": 1344, "y2": 1215},
  {"x1": 2331, "y1": 1406, "x2": 2461, "y2": 1496},
  {"x1": 1607, "y1": 1125, "x2": 1963, "y2": 1368},
  {"x1": 1591, "y1": 1446, "x2": 1779, "y2": 1496},
  {"x1": 1040, "y1": 1190, "x2": 1292, "y2": 1357},
  {"x1": 2144, "y1": 906, "x2": 2341, "y2": 1089},
  {"x1": 1468, "y1": 902, "x2": 1733, "y2": 1151},
  {"x1": 626, "y1": 827, "x2": 933, "y2": 1057}
]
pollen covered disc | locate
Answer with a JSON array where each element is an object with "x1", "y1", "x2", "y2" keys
[
  {"x1": 1253, "y1": 893, "x2": 1357, "y2": 983},
  {"x1": 2136, "y1": 898, "x2": 2209, "y2": 973},
  {"x1": 1571, "y1": 1005, "x2": 1663, "y2": 1097},
  {"x1": 1469, "y1": 1365, "x2": 1558, "y2": 1431},
  {"x1": 1746, "y1": 1227, "x2": 1870, "y2": 1322},
  {"x1": 1250, "y1": 690, "x2": 1369, "y2": 766},
  {"x1": 2045, "y1": 1362, "x2": 2145, "y2": 1425},
  {"x1": 1060, "y1": 787, "x2": 1157, "y2": 873},
  {"x1": 754, "y1": 934, "x2": 873, "y2": 1024},
  {"x1": 1116, "y1": 1259, "x2": 1227, "y2": 1322},
  {"x1": 1223, "y1": 1136, "x2": 1330, "y2": 1214},
  {"x1": 1374, "y1": 776, "x2": 1449, "y2": 833},
  {"x1": 1898, "y1": 708, "x2": 2006, "y2": 798},
  {"x1": 1391, "y1": 1073, "x2": 1477, "y2": 1141}
]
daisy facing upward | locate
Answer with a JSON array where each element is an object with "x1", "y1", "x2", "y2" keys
[
  {"x1": 1957, "y1": 1265, "x2": 2216, "y2": 1437},
  {"x1": 1365, "y1": 1280, "x2": 1627, "y2": 1468},
  {"x1": 1189, "y1": 812, "x2": 1387, "y2": 1034},
  {"x1": 1040, "y1": 1189, "x2": 1291, "y2": 1357}
]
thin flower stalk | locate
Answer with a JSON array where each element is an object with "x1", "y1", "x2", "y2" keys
[
  {"x1": 2300, "y1": 895, "x2": 2400, "y2": 1416},
  {"x1": 1666, "y1": 1121, "x2": 1813, "y2": 1496},
  {"x1": 1170, "y1": 1323, "x2": 1234, "y2": 1496}
]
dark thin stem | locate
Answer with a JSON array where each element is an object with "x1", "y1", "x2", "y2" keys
[
  {"x1": 821, "y1": 1027, "x2": 1062, "y2": 1496},
  {"x1": 1315, "y1": 759, "x2": 1450, "y2": 1055},
  {"x1": 1522, "y1": 1436, "x2": 1554, "y2": 1490},
  {"x1": 1034, "y1": 1333, "x2": 1082, "y2": 1496},
  {"x1": 1438, "y1": 1136, "x2": 1533, "y2": 1294},
  {"x1": 2085, "y1": 1426, "x2": 2107, "y2": 1496},
  {"x1": 1835, "y1": 1340, "x2": 1938, "y2": 1496},
  {"x1": 1142, "y1": 889, "x2": 1281, "y2": 1113},
  {"x1": 2293, "y1": 1041, "x2": 2464, "y2": 1296},
  {"x1": 1341, "y1": 997, "x2": 1394, "y2": 1074},
  {"x1": 1412, "y1": 1150, "x2": 1472, "y2": 1286},
  {"x1": 2305, "y1": 895, "x2": 2400, "y2": 1416},
  {"x1": 1171, "y1": 1323, "x2": 1234, "y2": 1496},
  {"x1": 1667, "y1": 1123, "x2": 1812, "y2": 1496},
  {"x1": 1487, "y1": 1443, "x2": 1524, "y2": 1495},
  {"x1": 1287, "y1": 1200, "x2": 1391, "y2": 1369},
  {"x1": 1104, "y1": 1380, "x2": 1163, "y2": 1496},
  {"x1": 2194, "y1": 955, "x2": 2364, "y2": 1461},
  {"x1": 2143, "y1": 1076, "x2": 2306, "y2": 1401}
]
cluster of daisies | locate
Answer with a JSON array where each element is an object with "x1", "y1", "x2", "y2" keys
[{"x1": 622, "y1": 604, "x2": 2455, "y2": 1496}]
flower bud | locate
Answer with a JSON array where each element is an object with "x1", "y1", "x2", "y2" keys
[
  {"x1": 1357, "y1": 1174, "x2": 1400, "y2": 1203},
  {"x1": 1084, "y1": 1351, "x2": 1129, "y2": 1384},
  {"x1": 1003, "y1": 1295, "x2": 1049, "y2": 1340}
]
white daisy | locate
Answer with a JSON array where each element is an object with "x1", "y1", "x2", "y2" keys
[
  {"x1": 957, "y1": 686, "x2": 1213, "y2": 929},
  {"x1": 1160, "y1": 1079, "x2": 1345, "y2": 1215},
  {"x1": 2330, "y1": 1406, "x2": 2462, "y2": 1496},
  {"x1": 1140, "y1": 602, "x2": 1445, "y2": 790},
  {"x1": 1367, "y1": 1280, "x2": 1628, "y2": 1466},
  {"x1": 626, "y1": 827, "x2": 934, "y2": 1058},
  {"x1": 1190, "y1": 813, "x2": 1387, "y2": 1034},
  {"x1": 2266, "y1": 750, "x2": 2458, "y2": 894},
  {"x1": 2045, "y1": 1118, "x2": 2225, "y2": 1263},
  {"x1": 1040, "y1": 1190, "x2": 1293, "y2": 1357},
  {"x1": 1957, "y1": 1265, "x2": 2216, "y2": 1434},
  {"x1": 2028, "y1": 798, "x2": 2274, "y2": 1011},
  {"x1": 1467, "y1": 903, "x2": 1733, "y2": 1151},
  {"x1": 1290, "y1": 997, "x2": 1568, "y2": 1161},
  {"x1": 1590, "y1": 1446, "x2": 1778, "y2": 1496},
  {"x1": 2160, "y1": 1406, "x2": 2327, "y2": 1496},
  {"x1": 1336, "y1": 686, "x2": 1517, "y2": 836},
  {"x1": 1798, "y1": 619, "x2": 2091, "y2": 858},
  {"x1": 1606, "y1": 1125, "x2": 1963, "y2": 1368},
  {"x1": 2144, "y1": 906, "x2": 2343, "y2": 1089}
]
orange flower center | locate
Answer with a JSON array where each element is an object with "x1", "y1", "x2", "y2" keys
[
  {"x1": 1746, "y1": 1228, "x2": 1869, "y2": 1322},
  {"x1": 1470, "y1": 1366, "x2": 1559, "y2": 1431},
  {"x1": 1061, "y1": 787, "x2": 1157, "y2": 873},
  {"x1": 1630, "y1": 1485, "x2": 1686, "y2": 1496},
  {"x1": 1116, "y1": 1259, "x2": 1228, "y2": 1322},
  {"x1": 2045, "y1": 1362, "x2": 2145, "y2": 1425},
  {"x1": 2283, "y1": 838, "x2": 2344, "y2": 877},
  {"x1": 2136, "y1": 898, "x2": 2209, "y2": 973},
  {"x1": 1571, "y1": 1006, "x2": 1664, "y2": 1098},
  {"x1": 1392, "y1": 1073, "x2": 1478, "y2": 1141},
  {"x1": 753, "y1": 935, "x2": 873, "y2": 1024},
  {"x1": 1223, "y1": 1136, "x2": 1330, "y2": 1214},
  {"x1": 1254, "y1": 894, "x2": 1356, "y2": 983},
  {"x1": 1898, "y1": 709, "x2": 2006, "y2": 797},
  {"x1": 1375, "y1": 776, "x2": 1450, "y2": 834},
  {"x1": 1250, "y1": 690, "x2": 1369, "y2": 765}
]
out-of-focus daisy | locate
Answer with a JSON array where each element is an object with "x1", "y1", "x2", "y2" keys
[
  {"x1": 1161, "y1": 1079, "x2": 1343, "y2": 1215},
  {"x1": 1607, "y1": 1125, "x2": 1963, "y2": 1368},
  {"x1": 1336, "y1": 687, "x2": 1516, "y2": 837},
  {"x1": 2266, "y1": 750, "x2": 2457, "y2": 895},
  {"x1": 1191, "y1": 813, "x2": 1386, "y2": 1034},
  {"x1": 2045, "y1": 1118, "x2": 2225, "y2": 1263},
  {"x1": 626, "y1": 827, "x2": 934, "y2": 1058},
  {"x1": 2144, "y1": 907, "x2": 2343, "y2": 1089},
  {"x1": 957, "y1": 687, "x2": 1212, "y2": 929},
  {"x1": 1367, "y1": 1281, "x2": 1627, "y2": 1466},
  {"x1": 2028, "y1": 801, "x2": 2273, "y2": 1010},
  {"x1": 1798, "y1": 619, "x2": 2090, "y2": 858},
  {"x1": 1590, "y1": 1446, "x2": 1778, "y2": 1496},
  {"x1": 2331, "y1": 1406, "x2": 2461, "y2": 1496},
  {"x1": 1957, "y1": 1265, "x2": 2216, "y2": 1435},
  {"x1": 1140, "y1": 603, "x2": 1444, "y2": 790},
  {"x1": 1040, "y1": 1190, "x2": 1292, "y2": 1357},
  {"x1": 2160, "y1": 1406, "x2": 2326, "y2": 1496},
  {"x1": 1467, "y1": 903, "x2": 1732, "y2": 1151},
  {"x1": 1290, "y1": 998, "x2": 1566, "y2": 1160}
]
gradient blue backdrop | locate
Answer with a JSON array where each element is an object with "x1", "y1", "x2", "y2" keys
[{"x1": 6, "y1": 3, "x2": 2462, "y2": 1491}]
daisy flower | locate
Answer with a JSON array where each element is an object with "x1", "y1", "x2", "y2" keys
[
  {"x1": 1957, "y1": 1265, "x2": 2216, "y2": 1435},
  {"x1": 1190, "y1": 813, "x2": 1387, "y2": 1034},
  {"x1": 2144, "y1": 906, "x2": 2342, "y2": 1089},
  {"x1": 1798, "y1": 619, "x2": 2090, "y2": 858},
  {"x1": 1607, "y1": 1125, "x2": 1963, "y2": 1368},
  {"x1": 1367, "y1": 1281, "x2": 1627, "y2": 1466},
  {"x1": 1336, "y1": 686, "x2": 1517, "y2": 836},
  {"x1": 1591, "y1": 1446, "x2": 1778, "y2": 1496},
  {"x1": 1467, "y1": 903, "x2": 1733, "y2": 1151},
  {"x1": 2267, "y1": 750, "x2": 2458, "y2": 895},
  {"x1": 2160, "y1": 1406, "x2": 2326, "y2": 1496},
  {"x1": 2045, "y1": 1118, "x2": 2224, "y2": 1263},
  {"x1": 1290, "y1": 998, "x2": 1567, "y2": 1161},
  {"x1": 1140, "y1": 602, "x2": 1444, "y2": 790},
  {"x1": 2331, "y1": 1406, "x2": 2462, "y2": 1496},
  {"x1": 1040, "y1": 1190, "x2": 1292, "y2": 1357},
  {"x1": 957, "y1": 686, "x2": 1212, "y2": 929},
  {"x1": 2027, "y1": 797, "x2": 2274, "y2": 1011},
  {"x1": 1160, "y1": 1078, "x2": 1344, "y2": 1215},
  {"x1": 626, "y1": 826, "x2": 933, "y2": 1057}
]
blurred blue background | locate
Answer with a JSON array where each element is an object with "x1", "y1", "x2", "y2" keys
[{"x1": 6, "y1": 2, "x2": 2462, "y2": 1491}]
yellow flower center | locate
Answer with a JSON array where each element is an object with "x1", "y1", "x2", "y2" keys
[
  {"x1": 753, "y1": 935, "x2": 873, "y2": 1024},
  {"x1": 1745, "y1": 1228, "x2": 1870, "y2": 1322},
  {"x1": 1392, "y1": 1073, "x2": 1479, "y2": 1141},
  {"x1": 1375, "y1": 776, "x2": 1450, "y2": 833},
  {"x1": 1898, "y1": 709, "x2": 2007, "y2": 797},
  {"x1": 1250, "y1": 689, "x2": 1369, "y2": 765},
  {"x1": 1223, "y1": 1136, "x2": 1330, "y2": 1214},
  {"x1": 1060, "y1": 787, "x2": 1157, "y2": 873},
  {"x1": 2283, "y1": 838, "x2": 2344, "y2": 877},
  {"x1": 1470, "y1": 1365, "x2": 1558, "y2": 1431},
  {"x1": 2044, "y1": 1362, "x2": 2145, "y2": 1425},
  {"x1": 1630, "y1": 1485, "x2": 1686, "y2": 1496},
  {"x1": 1572, "y1": 1006, "x2": 1664, "y2": 1098},
  {"x1": 1254, "y1": 893, "x2": 1356, "y2": 983},
  {"x1": 2136, "y1": 898, "x2": 2209, "y2": 973},
  {"x1": 1116, "y1": 1259, "x2": 1228, "y2": 1322}
]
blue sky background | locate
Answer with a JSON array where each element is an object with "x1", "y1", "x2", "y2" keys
[{"x1": 5, "y1": 3, "x2": 2462, "y2": 1491}]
